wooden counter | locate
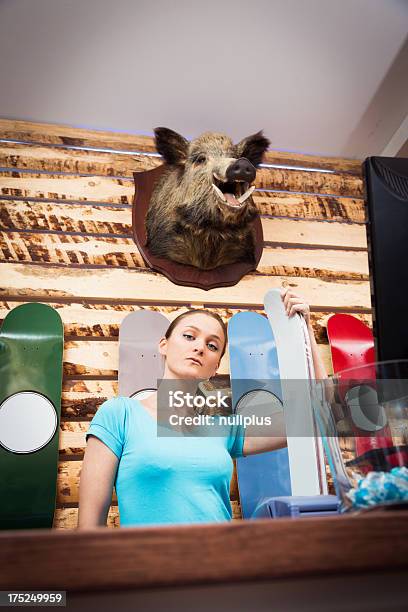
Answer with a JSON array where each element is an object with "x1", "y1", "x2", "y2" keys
[{"x1": 1, "y1": 510, "x2": 407, "y2": 591}]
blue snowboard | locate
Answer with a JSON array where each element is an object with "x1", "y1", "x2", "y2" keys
[{"x1": 228, "y1": 311, "x2": 291, "y2": 519}]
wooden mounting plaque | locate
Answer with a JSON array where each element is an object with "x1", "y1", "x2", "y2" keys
[{"x1": 132, "y1": 165, "x2": 263, "y2": 290}]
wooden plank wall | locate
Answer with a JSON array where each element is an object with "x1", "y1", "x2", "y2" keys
[{"x1": 0, "y1": 119, "x2": 370, "y2": 528}]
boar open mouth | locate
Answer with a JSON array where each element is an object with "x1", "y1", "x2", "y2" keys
[{"x1": 212, "y1": 173, "x2": 256, "y2": 209}]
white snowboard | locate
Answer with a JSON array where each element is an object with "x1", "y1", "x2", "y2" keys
[{"x1": 264, "y1": 288, "x2": 327, "y2": 496}]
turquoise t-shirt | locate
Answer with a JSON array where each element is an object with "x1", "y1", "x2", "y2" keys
[{"x1": 85, "y1": 396, "x2": 245, "y2": 527}]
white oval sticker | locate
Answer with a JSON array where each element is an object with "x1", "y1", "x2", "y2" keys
[{"x1": 0, "y1": 392, "x2": 58, "y2": 453}]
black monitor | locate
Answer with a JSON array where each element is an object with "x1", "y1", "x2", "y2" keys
[{"x1": 364, "y1": 156, "x2": 408, "y2": 364}]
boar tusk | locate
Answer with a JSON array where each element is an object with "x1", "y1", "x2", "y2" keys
[
  {"x1": 212, "y1": 183, "x2": 226, "y2": 202},
  {"x1": 237, "y1": 185, "x2": 256, "y2": 204},
  {"x1": 213, "y1": 172, "x2": 226, "y2": 182}
]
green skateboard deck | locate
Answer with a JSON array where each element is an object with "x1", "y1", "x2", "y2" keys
[{"x1": 0, "y1": 303, "x2": 63, "y2": 530}]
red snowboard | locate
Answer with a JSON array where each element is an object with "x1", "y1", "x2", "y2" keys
[{"x1": 327, "y1": 314, "x2": 407, "y2": 472}]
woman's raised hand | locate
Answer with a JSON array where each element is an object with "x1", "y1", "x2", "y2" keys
[{"x1": 280, "y1": 287, "x2": 311, "y2": 326}]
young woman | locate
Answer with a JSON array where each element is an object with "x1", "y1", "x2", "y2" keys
[{"x1": 78, "y1": 288, "x2": 327, "y2": 528}]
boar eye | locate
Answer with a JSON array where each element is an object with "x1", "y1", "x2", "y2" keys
[{"x1": 195, "y1": 155, "x2": 206, "y2": 164}]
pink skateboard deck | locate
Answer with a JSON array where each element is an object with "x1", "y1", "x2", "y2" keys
[{"x1": 119, "y1": 310, "x2": 168, "y2": 400}]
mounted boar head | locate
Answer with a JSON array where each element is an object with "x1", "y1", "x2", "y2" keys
[{"x1": 145, "y1": 128, "x2": 270, "y2": 270}]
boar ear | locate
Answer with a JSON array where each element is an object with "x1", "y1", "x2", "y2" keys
[
  {"x1": 236, "y1": 130, "x2": 270, "y2": 167},
  {"x1": 154, "y1": 127, "x2": 189, "y2": 165}
]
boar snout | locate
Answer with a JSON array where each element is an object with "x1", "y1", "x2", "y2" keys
[{"x1": 226, "y1": 158, "x2": 256, "y2": 184}]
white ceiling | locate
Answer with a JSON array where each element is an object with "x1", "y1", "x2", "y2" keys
[{"x1": 0, "y1": 0, "x2": 407, "y2": 158}]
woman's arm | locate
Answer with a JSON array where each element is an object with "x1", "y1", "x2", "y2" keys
[
  {"x1": 78, "y1": 435, "x2": 119, "y2": 528},
  {"x1": 243, "y1": 431, "x2": 287, "y2": 456}
]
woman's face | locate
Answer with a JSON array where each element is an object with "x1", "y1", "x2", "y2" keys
[{"x1": 159, "y1": 313, "x2": 226, "y2": 380}]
